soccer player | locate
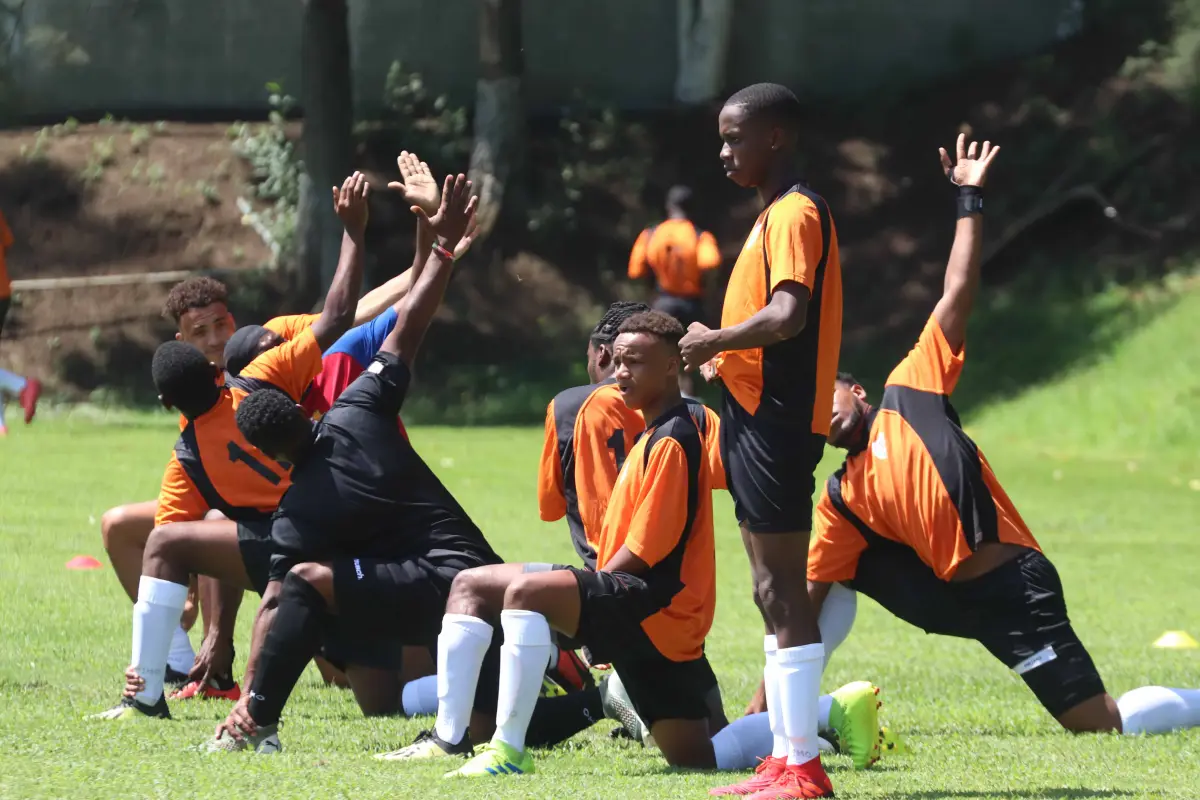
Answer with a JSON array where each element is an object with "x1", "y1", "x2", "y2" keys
[
  {"x1": 627, "y1": 186, "x2": 722, "y2": 398},
  {"x1": 680, "y1": 83, "x2": 842, "y2": 798},
  {"x1": 91, "y1": 172, "x2": 374, "y2": 720},
  {"x1": 98, "y1": 153, "x2": 447, "y2": 691},
  {"x1": 206, "y1": 173, "x2": 502, "y2": 753},
  {"x1": 810, "y1": 134, "x2": 1200, "y2": 740},
  {"x1": 0, "y1": 206, "x2": 42, "y2": 437}
]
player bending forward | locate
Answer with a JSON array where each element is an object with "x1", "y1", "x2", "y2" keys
[{"x1": 810, "y1": 135, "x2": 1200, "y2": 739}]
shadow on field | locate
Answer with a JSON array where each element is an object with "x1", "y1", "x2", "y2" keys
[{"x1": 839, "y1": 266, "x2": 1185, "y2": 421}]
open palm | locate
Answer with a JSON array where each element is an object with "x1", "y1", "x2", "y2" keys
[
  {"x1": 939, "y1": 133, "x2": 1000, "y2": 188},
  {"x1": 387, "y1": 151, "x2": 440, "y2": 216}
]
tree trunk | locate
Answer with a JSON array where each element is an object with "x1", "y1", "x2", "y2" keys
[
  {"x1": 468, "y1": 0, "x2": 523, "y2": 244},
  {"x1": 674, "y1": 0, "x2": 734, "y2": 106},
  {"x1": 296, "y1": 0, "x2": 353, "y2": 308}
]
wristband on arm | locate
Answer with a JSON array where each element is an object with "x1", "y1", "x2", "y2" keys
[{"x1": 956, "y1": 185, "x2": 983, "y2": 219}]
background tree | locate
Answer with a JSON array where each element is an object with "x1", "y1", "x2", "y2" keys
[
  {"x1": 467, "y1": 0, "x2": 523, "y2": 245},
  {"x1": 295, "y1": 0, "x2": 353, "y2": 305}
]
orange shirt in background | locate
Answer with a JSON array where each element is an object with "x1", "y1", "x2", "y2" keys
[
  {"x1": 716, "y1": 185, "x2": 842, "y2": 433},
  {"x1": 808, "y1": 315, "x2": 1041, "y2": 583},
  {"x1": 628, "y1": 219, "x2": 721, "y2": 299}
]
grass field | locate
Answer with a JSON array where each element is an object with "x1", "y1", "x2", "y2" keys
[{"x1": 2, "y1": 283, "x2": 1199, "y2": 799}]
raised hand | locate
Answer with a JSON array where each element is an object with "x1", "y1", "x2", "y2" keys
[
  {"x1": 415, "y1": 173, "x2": 478, "y2": 249},
  {"x1": 939, "y1": 133, "x2": 1000, "y2": 188},
  {"x1": 331, "y1": 171, "x2": 370, "y2": 239},
  {"x1": 387, "y1": 151, "x2": 441, "y2": 217},
  {"x1": 453, "y1": 209, "x2": 480, "y2": 260}
]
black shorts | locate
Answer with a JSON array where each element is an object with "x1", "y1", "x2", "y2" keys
[
  {"x1": 0, "y1": 296, "x2": 10, "y2": 339},
  {"x1": 951, "y1": 550, "x2": 1106, "y2": 718},
  {"x1": 331, "y1": 552, "x2": 502, "y2": 713},
  {"x1": 852, "y1": 545, "x2": 1105, "y2": 718},
  {"x1": 236, "y1": 519, "x2": 274, "y2": 596},
  {"x1": 558, "y1": 564, "x2": 716, "y2": 726},
  {"x1": 720, "y1": 388, "x2": 827, "y2": 534},
  {"x1": 849, "y1": 536, "x2": 978, "y2": 639},
  {"x1": 653, "y1": 294, "x2": 706, "y2": 330}
]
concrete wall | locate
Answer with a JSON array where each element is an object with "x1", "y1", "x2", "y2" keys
[{"x1": 13, "y1": 0, "x2": 1071, "y2": 119}]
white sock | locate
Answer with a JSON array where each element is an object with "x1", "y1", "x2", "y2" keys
[
  {"x1": 493, "y1": 609, "x2": 554, "y2": 754},
  {"x1": 817, "y1": 694, "x2": 833, "y2": 732},
  {"x1": 166, "y1": 626, "x2": 195, "y2": 675},
  {"x1": 130, "y1": 577, "x2": 189, "y2": 704},
  {"x1": 764, "y1": 635, "x2": 787, "y2": 759},
  {"x1": 1118, "y1": 686, "x2": 1200, "y2": 735},
  {"x1": 712, "y1": 711, "x2": 773, "y2": 770},
  {"x1": 818, "y1": 584, "x2": 857, "y2": 671},
  {"x1": 433, "y1": 614, "x2": 493, "y2": 746},
  {"x1": 0, "y1": 368, "x2": 26, "y2": 396},
  {"x1": 777, "y1": 642, "x2": 824, "y2": 765},
  {"x1": 402, "y1": 674, "x2": 439, "y2": 717}
]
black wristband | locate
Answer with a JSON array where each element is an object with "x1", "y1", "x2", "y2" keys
[{"x1": 956, "y1": 184, "x2": 983, "y2": 219}]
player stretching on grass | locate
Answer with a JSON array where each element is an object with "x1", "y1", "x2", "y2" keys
[
  {"x1": 98, "y1": 154, "x2": 447, "y2": 695},
  {"x1": 204, "y1": 174, "x2": 507, "y2": 753},
  {"x1": 809, "y1": 134, "x2": 1200, "y2": 740},
  {"x1": 90, "y1": 172, "x2": 374, "y2": 720},
  {"x1": 680, "y1": 83, "x2": 843, "y2": 799}
]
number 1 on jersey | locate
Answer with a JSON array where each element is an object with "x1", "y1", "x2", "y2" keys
[{"x1": 227, "y1": 441, "x2": 283, "y2": 485}]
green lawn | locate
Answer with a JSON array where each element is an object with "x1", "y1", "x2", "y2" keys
[{"x1": 2, "y1": 285, "x2": 1199, "y2": 799}]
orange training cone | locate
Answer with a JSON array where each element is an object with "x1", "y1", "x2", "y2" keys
[{"x1": 65, "y1": 555, "x2": 103, "y2": 570}]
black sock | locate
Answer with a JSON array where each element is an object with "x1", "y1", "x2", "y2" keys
[
  {"x1": 524, "y1": 686, "x2": 605, "y2": 748},
  {"x1": 247, "y1": 573, "x2": 329, "y2": 727}
]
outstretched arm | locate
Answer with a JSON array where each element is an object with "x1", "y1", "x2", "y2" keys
[
  {"x1": 380, "y1": 173, "x2": 478, "y2": 367},
  {"x1": 309, "y1": 172, "x2": 371, "y2": 351},
  {"x1": 932, "y1": 134, "x2": 1000, "y2": 354}
]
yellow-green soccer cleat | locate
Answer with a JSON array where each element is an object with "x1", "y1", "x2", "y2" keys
[
  {"x1": 87, "y1": 695, "x2": 170, "y2": 721},
  {"x1": 375, "y1": 729, "x2": 472, "y2": 761},
  {"x1": 445, "y1": 739, "x2": 534, "y2": 778},
  {"x1": 827, "y1": 681, "x2": 882, "y2": 770}
]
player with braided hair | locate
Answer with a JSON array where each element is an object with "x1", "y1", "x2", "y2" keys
[{"x1": 680, "y1": 81, "x2": 845, "y2": 799}]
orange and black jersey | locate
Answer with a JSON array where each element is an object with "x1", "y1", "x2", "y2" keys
[
  {"x1": 595, "y1": 402, "x2": 716, "y2": 662},
  {"x1": 716, "y1": 183, "x2": 842, "y2": 433},
  {"x1": 808, "y1": 315, "x2": 1041, "y2": 583},
  {"x1": 156, "y1": 321, "x2": 323, "y2": 527},
  {"x1": 628, "y1": 219, "x2": 721, "y2": 299},
  {"x1": 539, "y1": 382, "x2": 723, "y2": 568}
]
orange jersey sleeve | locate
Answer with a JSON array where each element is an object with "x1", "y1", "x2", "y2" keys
[
  {"x1": 807, "y1": 486, "x2": 867, "y2": 583},
  {"x1": 623, "y1": 438, "x2": 691, "y2": 567},
  {"x1": 763, "y1": 193, "x2": 826, "y2": 292},
  {"x1": 702, "y1": 406, "x2": 725, "y2": 491},
  {"x1": 264, "y1": 313, "x2": 321, "y2": 341},
  {"x1": 627, "y1": 229, "x2": 651, "y2": 280},
  {"x1": 240, "y1": 326, "x2": 323, "y2": 401},
  {"x1": 885, "y1": 314, "x2": 965, "y2": 396},
  {"x1": 696, "y1": 231, "x2": 721, "y2": 271},
  {"x1": 538, "y1": 399, "x2": 567, "y2": 522},
  {"x1": 155, "y1": 454, "x2": 210, "y2": 526}
]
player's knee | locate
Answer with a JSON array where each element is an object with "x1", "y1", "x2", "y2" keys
[
  {"x1": 101, "y1": 506, "x2": 138, "y2": 551},
  {"x1": 447, "y1": 567, "x2": 498, "y2": 616},
  {"x1": 143, "y1": 524, "x2": 177, "y2": 562},
  {"x1": 288, "y1": 562, "x2": 335, "y2": 604},
  {"x1": 502, "y1": 574, "x2": 545, "y2": 611}
]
